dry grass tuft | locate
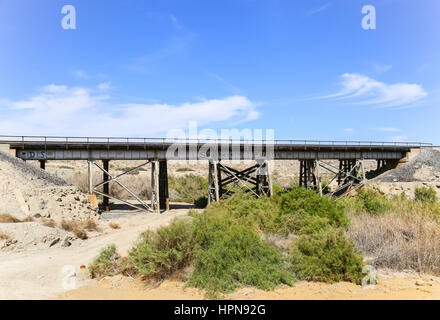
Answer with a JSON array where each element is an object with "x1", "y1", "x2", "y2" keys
[
  {"x1": 60, "y1": 219, "x2": 89, "y2": 240},
  {"x1": 82, "y1": 218, "x2": 100, "y2": 231},
  {"x1": 60, "y1": 219, "x2": 76, "y2": 232},
  {"x1": 347, "y1": 211, "x2": 440, "y2": 275},
  {"x1": 73, "y1": 228, "x2": 88, "y2": 240},
  {"x1": 0, "y1": 214, "x2": 21, "y2": 223},
  {"x1": 41, "y1": 218, "x2": 56, "y2": 228},
  {"x1": 0, "y1": 232, "x2": 10, "y2": 240},
  {"x1": 22, "y1": 216, "x2": 34, "y2": 222},
  {"x1": 109, "y1": 222, "x2": 121, "y2": 229}
]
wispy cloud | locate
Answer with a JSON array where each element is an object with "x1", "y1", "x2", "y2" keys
[
  {"x1": 390, "y1": 135, "x2": 408, "y2": 142},
  {"x1": 206, "y1": 71, "x2": 243, "y2": 94},
  {"x1": 319, "y1": 73, "x2": 427, "y2": 107},
  {"x1": 124, "y1": 14, "x2": 195, "y2": 74},
  {"x1": 370, "y1": 62, "x2": 392, "y2": 73},
  {"x1": 375, "y1": 127, "x2": 401, "y2": 132},
  {"x1": 0, "y1": 85, "x2": 258, "y2": 136},
  {"x1": 307, "y1": 3, "x2": 331, "y2": 15}
]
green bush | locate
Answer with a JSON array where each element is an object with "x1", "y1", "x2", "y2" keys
[
  {"x1": 415, "y1": 187, "x2": 437, "y2": 204},
  {"x1": 277, "y1": 188, "x2": 347, "y2": 234},
  {"x1": 288, "y1": 228, "x2": 364, "y2": 284},
  {"x1": 89, "y1": 244, "x2": 121, "y2": 278},
  {"x1": 204, "y1": 193, "x2": 279, "y2": 233},
  {"x1": 169, "y1": 175, "x2": 208, "y2": 203},
  {"x1": 124, "y1": 220, "x2": 194, "y2": 280},
  {"x1": 355, "y1": 188, "x2": 388, "y2": 215},
  {"x1": 194, "y1": 196, "x2": 208, "y2": 209},
  {"x1": 189, "y1": 221, "x2": 293, "y2": 295}
]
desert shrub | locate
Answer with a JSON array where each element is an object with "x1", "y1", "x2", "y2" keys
[
  {"x1": 347, "y1": 211, "x2": 440, "y2": 274},
  {"x1": 123, "y1": 220, "x2": 194, "y2": 280},
  {"x1": 189, "y1": 222, "x2": 293, "y2": 296},
  {"x1": 0, "y1": 214, "x2": 21, "y2": 223},
  {"x1": 0, "y1": 232, "x2": 9, "y2": 240},
  {"x1": 73, "y1": 228, "x2": 88, "y2": 240},
  {"x1": 89, "y1": 244, "x2": 121, "y2": 278},
  {"x1": 415, "y1": 187, "x2": 437, "y2": 204},
  {"x1": 169, "y1": 175, "x2": 208, "y2": 203},
  {"x1": 60, "y1": 220, "x2": 75, "y2": 232},
  {"x1": 194, "y1": 196, "x2": 208, "y2": 209},
  {"x1": 276, "y1": 188, "x2": 347, "y2": 234},
  {"x1": 60, "y1": 220, "x2": 88, "y2": 239},
  {"x1": 204, "y1": 193, "x2": 279, "y2": 233},
  {"x1": 41, "y1": 218, "x2": 56, "y2": 228},
  {"x1": 81, "y1": 219, "x2": 99, "y2": 231},
  {"x1": 289, "y1": 228, "x2": 364, "y2": 284},
  {"x1": 109, "y1": 222, "x2": 121, "y2": 229},
  {"x1": 355, "y1": 188, "x2": 389, "y2": 215}
]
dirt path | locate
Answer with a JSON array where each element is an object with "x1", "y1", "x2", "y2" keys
[
  {"x1": 60, "y1": 271, "x2": 440, "y2": 300},
  {"x1": 0, "y1": 209, "x2": 190, "y2": 300}
]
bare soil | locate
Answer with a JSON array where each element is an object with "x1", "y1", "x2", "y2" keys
[
  {"x1": 0, "y1": 208, "x2": 192, "y2": 299},
  {"x1": 59, "y1": 271, "x2": 440, "y2": 300}
]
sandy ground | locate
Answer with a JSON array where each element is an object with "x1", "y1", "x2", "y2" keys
[
  {"x1": 0, "y1": 207, "x2": 191, "y2": 300},
  {"x1": 59, "y1": 272, "x2": 440, "y2": 300}
]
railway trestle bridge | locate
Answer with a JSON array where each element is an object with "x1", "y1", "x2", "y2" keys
[{"x1": 0, "y1": 135, "x2": 432, "y2": 213}]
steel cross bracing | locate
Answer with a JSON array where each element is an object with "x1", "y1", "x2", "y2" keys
[
  {"x1": 300, "y1": 160, "x2": 367, "y2": 197},
  {"x1": 208, "y1": 160, "x2": 272, "y2": 204},
  {"x1": 88, "y1": 160, "x2": 153, "y2": 212}
]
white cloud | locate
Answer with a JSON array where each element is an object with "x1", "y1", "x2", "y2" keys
[
  {"x1": 344, "y1": 128, "x2": 354, "y2": 133},
  {"x1": 375, "y1": 127, "x2": 400, "y2": 132},
  {"x1": 320, "y1": 73, "x2": 427, "y2": 107},
  {"x1": 308, "y1": 3, "x2": 331, "y2": 15},
  {"x1": 0, "y1": 85, "x2": 259, "y2": 136},
  {"x1": 390, "y1": 135, "x2": 408, "y2": 142},
  {"x1": 370, "y1": 62, "x2": 392, "y2": 73}
]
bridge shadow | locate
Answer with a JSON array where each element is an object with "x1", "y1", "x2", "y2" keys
[{"x1": 99, "y1": 202, "x2": 194, "y2": 212}]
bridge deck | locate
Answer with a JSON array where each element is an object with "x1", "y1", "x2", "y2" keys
[{"x1": 0, "y1": 136, "x2": 431, "y2": 161}]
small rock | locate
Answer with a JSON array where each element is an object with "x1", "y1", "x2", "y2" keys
[
  {"x1": 62, "y1": 236, "x2": 72, "y2": 247},
  {"x1": 49, "y1": 238, "x2": 60, "y2": 247},
  {"x1": 39, "y1": 201, "x2": 46, "y2": 210},
  {"x1": 33, "y1": 213, "x2": 41, "y2": 218},
  {"x1": 43, "y1": 212, "x2": 51, "y2": 218},
  {"x1": 415, "y1": 280, "x2": 432, "y2": 287}
]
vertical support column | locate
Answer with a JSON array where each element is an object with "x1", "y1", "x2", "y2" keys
[
  {"x1": 217, "y1": 162, "x2": 223, "y2": 199},
  {"x1": 159, "y1": 160, "x2": 169, "y2": 211},
  {"x1": 39, "y1": 160, "x2": 46, "y2": 170},
  {"x1": 299, "y1": 160, "x2": 317, "y2": 190},
  {"x1": 359, "y1": 159, "x2": 366, "y2": 182},
  {"x1": 208, "y1": 160, "x2": 219, "y2": 203},
  {"x1": 87, "y1": 160, "x2": 93, "y2": 195},
  {"x1": 102, "y1": 160, "x2": 110, "y2": 211},
  {"x1": 256, "y1": 160, "x2": 273, "y2": 197},
  {"x1": 151, "y1": 160, "x2": 160, "y2": 212},
  {"x1": 315, "y1": 159, "x2": 323, "y2": 195}
]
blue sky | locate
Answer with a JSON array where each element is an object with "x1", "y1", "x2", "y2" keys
[{"x1": 0, "y1": 0, "x2": 439, "y2": 143}]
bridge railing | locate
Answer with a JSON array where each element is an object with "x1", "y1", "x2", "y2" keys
[{"x1": 0, "y1": 135, "x2": 433, "y2": 148}]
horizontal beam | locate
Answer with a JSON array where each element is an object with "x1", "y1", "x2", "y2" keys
[{"x1": 14, "y1": 149, "x2": 408, "y2": 161}]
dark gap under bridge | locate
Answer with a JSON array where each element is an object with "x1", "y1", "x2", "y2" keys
[{"x1": 0, "y1": 135, "x2": 432, "y2": 213}]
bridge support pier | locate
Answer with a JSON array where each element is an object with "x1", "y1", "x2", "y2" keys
[
  {"x1": 208, "y1": 160, "x2": 220, "y2": 204},
  {"x1": 103, "y1": 160, "x2": 110, "y2": 211},
  {"x1": 39, "y1": 160, "x2": 46, "y2": 170},
  {"x1": 208, "y1": 160, "x2": 273, "y2": 203},
  {"x1": 151, "y1": 160, "x2": 160, "y2": 213},
  {"x1": 299, "y1": 160, "x2": 323, "y2": 195},
  {"x1": 159, "y1": 160, "x2": 170, "y2": 211},
  {"x1": 317, "y1": 159, "x2": 366, "y2": 196}
]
